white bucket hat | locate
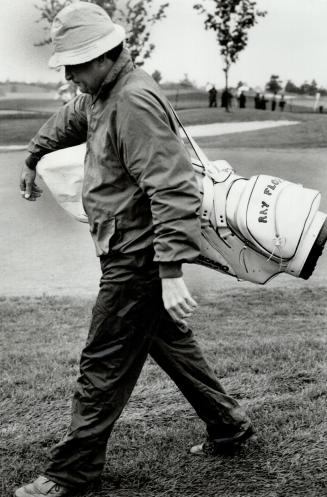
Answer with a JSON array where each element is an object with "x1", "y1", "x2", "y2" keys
[{"x1": 48, "y1": 1, "x2": 125, "y2": 68}]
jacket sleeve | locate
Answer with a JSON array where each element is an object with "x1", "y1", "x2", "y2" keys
[
  {"x1": 116, "y1": 88, "x2": 202, "y2": 272},
  {"x1": 26, "y1": 94, "x2": 89, "y2": 169}
]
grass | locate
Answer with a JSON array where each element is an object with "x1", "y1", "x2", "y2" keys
[
  {"x1": 0, "y1": 98, "x2": 59, "y2": 113},
  {"x1": 0, "y1": 117, "x2": 52, "y2": 146},
  {"x1": 0, "y1": 97, "x2": 58, "y2": 145},
  {"x1": 1, "y1": 287, "x2": 327, "y2": 497},
  {"x1": 1, "y1": 95, "x2": 327, "y2": 148},
  {"x1": 178, "y1": 108, "x2": 327, "y2": 149},
  {"x1": 1, "y1": 109, "x2": 327, "y2": 148}
]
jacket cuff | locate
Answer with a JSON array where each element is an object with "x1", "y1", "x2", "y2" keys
[
  {"x1": 159, "y1": 262, "x2": 183, "y2": 279},
  {"x1": 25, "y1": 153, "x2": 41, "y2": 170}
]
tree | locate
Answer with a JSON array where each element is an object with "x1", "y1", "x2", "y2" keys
[
  {"x1": 299, "y1": 79, "x2": 318, "y2": 96},
  {"x1": 265, "y1": 74, "x2": 283, "y2": 93},
  {"x1": 194, "y1": 0, "x2": 266, "y2": 110},
  {"x1": 179, "y1": 73, "x2": 194, "y2": 88},
  {"x1": 35, "y1": 0, "x2": 169, "y2": 66},
  {"x1": 308, "y1": 79, "x2": 318, "y2": 96},
  {"x1": 299, "y1": 81, "x2": 311, "y2": 95},
  {"x1": 285, "y1": 80, "x2": 300, "y2": 94}
]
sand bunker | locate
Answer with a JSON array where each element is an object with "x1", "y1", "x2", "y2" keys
[{"x1": 186, "y1": 120, "x2": 299, "y2": 138}]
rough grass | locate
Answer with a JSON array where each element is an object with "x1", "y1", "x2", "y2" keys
[{"x1": 1, "y1": 287, "x2": 326, "y2": 497}]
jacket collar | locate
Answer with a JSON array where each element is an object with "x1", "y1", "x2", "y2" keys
[{"x1": 92, "y1": 48, "x2": 134, "y2": 103}]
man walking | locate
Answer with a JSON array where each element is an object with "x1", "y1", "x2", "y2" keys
[
  {"x1": 16, "y1": 3, "x2": 253, "y2": 496},
  {"x1": 208, "y1": 85, "x2": 217, "y2": 107}
]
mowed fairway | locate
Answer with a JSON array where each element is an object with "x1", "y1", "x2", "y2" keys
[{"x1": 1, "y1": 111, "x2": 327, "y2": 497}]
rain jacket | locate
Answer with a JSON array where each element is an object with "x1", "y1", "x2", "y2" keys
[{"x1": 26, "y1": 50, "x2": 201, "y2": 277}]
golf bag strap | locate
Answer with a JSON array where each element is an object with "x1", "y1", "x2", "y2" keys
[
  {"x1": 170, "y1": 105, "x2": 214, "y2": 224},
  {"x1": 170, "y1": 105, "x2": 211, "y2": 171}
]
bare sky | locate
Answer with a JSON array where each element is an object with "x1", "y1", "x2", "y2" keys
[{"x1": 1, "y1": 0, "x2": 327, "y2": 89}]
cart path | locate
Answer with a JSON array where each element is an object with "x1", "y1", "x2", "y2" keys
[{"x1": 1, "y1": 147, "x2": 326, "y2": 297}]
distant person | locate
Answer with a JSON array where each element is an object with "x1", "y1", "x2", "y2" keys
[
  {"x1": 271, "y1": 92, "x2": 277, "y2": 111},
  {"x1": 260, "y1": 94, "x2": 267, "y2": 110},
  {"x1": 254, "y1": 92, "x2": 261, "y2": 109},
  {"x1": 208, "y1": 85, "x2": 217, "y2": 108},
  {"x1": 238, "y1": 91, "x2": 246, "y2": 109},
  {"x1": 279, "y1": 94, "x2": 286, "y2": 111},
  {"x1": 228, "y1": 89, "x2": 234, "y2": 109},
  {"x1": 221, "y1": 88, "x2": 228, "y2": 108},
  {"x1": 221, "y1": 88, "x2": 233, "y2": 110}
]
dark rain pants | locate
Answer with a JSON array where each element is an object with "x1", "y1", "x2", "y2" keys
[{"x1": 44, "y1": 248, "x2": 248, "y2": 488}]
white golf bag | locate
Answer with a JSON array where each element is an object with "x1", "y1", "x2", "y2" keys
[
  {"x1": 37, "y1": 123, "x2": 326, "y2": 285},
  {"x1": 193, "y1": 158, "x2": 326, "y2": 283}
]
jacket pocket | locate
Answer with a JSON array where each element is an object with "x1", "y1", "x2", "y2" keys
[{"x1": 90, "y1": 217, "x2": 116, "y2": 257}]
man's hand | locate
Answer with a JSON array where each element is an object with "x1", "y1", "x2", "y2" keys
[
  {"x1": 20, "y1": 164, "x2": 43, "y2": 201},
  {"x1": 161, "y1": 277, "x2": 198, "y2": 327}
]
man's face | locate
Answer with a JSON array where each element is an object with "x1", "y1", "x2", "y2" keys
[{"x1": 65, "y1": 59, "x2": 106, "y2": 94}]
